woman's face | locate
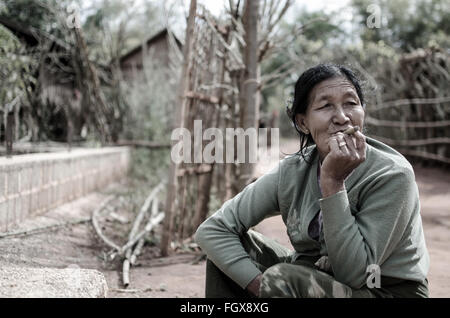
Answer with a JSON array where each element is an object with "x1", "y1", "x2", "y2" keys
[{"x1": 295, "y1": 76, "x2": 365, "y2": 161}]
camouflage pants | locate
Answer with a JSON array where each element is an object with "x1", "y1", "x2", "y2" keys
[{"x1": 205, "y1": 230, "x2": 428, "y2": 298}]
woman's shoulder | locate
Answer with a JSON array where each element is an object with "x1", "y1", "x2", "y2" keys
[
  {"x1": 272, "y1": 145, "x2": 318, "y2": 192},
  {"x1": 364, "y1": 136, "x2": 416, "y2": 182},
  {"x1": 279, "y1": 144, "x2": 317, "y2": 166}
]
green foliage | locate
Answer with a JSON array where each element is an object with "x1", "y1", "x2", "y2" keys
[
  {"x1": 121, "y1": 55, "x2": 178, "y2": 143},
  {"x1": 1, "y1": 0, "x2": 51, "y2": 30},
  {"x1": 351, "y1": 0, "x2": 450, "y2": 50},
  {"x1": 82, "y1": 0, "x2": 165, "y2": 62},
  {"x1": 0, "y1": 24, "x2": 37, "y2": 115},
  {"x1": 129, "y1": 147, "x2": 170, "y2": 184}
]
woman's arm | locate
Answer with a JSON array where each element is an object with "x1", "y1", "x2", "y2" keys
[
  {"x1": 318, "y1": 131, "x2": 420, "y2": 288},
  {"x1": 319, "y1": 167, "x2": 418, "y2": 288},
  {"x1": 194, "y1": 163, "x2": 282, "y2": 290}
]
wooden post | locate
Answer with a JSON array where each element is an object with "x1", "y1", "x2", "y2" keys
[
  {"x1": 6, "y1": 111, "x2": 14, "y2": 158},
  {"x1": 160, "y1": 0, "x2": 197, "y2": 256}
]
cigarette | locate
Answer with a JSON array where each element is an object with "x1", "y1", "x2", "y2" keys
[{"x1": 343, "y1": 126, "x2": 360, "y2": 135}]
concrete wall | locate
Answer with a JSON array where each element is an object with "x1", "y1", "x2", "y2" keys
[{"x1": 0, "y1": 147, "x2": 130, "y2": 232}]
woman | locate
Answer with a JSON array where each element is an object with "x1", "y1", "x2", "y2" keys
[{"x1": 194, "y1": 63, "x2": 429, "y2": 298}]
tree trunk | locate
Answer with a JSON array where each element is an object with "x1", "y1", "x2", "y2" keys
[{"x1": 237, "y1": 0, "x2": 260, "y2": 191}]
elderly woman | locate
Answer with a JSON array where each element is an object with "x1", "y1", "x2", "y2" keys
[{"x1": 194, "y1": 63, "x2": 429, "y2": 298}]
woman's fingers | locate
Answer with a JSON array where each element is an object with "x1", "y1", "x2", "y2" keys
[
  {"x1": 334, "y1": 133, "x2": 350, "y2": 155},
  {"x1": 353, "y1": 131, "x2": 366, "y2": 159},
  {"x1": 330, "y1": 134, "x2": 349, "y2": 156},
  {"x1": 343, "y1": 134, "x2": 358, "y2": 159},
  {"x1": 328, "y1": 131, "x2": 367, "y2": 160},
  {"x1": 328, "y1": 136, "x2": 341, "y2": 154}
]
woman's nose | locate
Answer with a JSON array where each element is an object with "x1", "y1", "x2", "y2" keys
[{"x1": 332, "y1": 106, "x2": 350, "y2": 124}]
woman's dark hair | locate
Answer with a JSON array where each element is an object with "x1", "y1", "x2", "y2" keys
[{"x1": 286, "y1": 63, "x2": 365, "y2": 163}]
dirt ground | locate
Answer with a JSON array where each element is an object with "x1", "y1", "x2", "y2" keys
[{"x1": 0, "y1": 139, "x2": 448, "y2": 298}]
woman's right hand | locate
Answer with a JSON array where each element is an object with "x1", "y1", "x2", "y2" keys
[{"x1": 320, "y1": 131, "x2": 366, "y2": 198}]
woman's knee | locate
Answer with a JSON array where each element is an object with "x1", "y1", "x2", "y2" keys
[
  {"x1": 259, "y1": 263, "x2": 349, "y2": 298},
  {"x1": 259, "y1": 263, "x2": 310, "y2": 297}
]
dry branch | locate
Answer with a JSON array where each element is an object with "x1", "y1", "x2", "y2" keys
[
  {"x1": 127, "y1": 182, "x2": 165, "y2": 243},
  {"x1": 0, "y1": 217, "x2": 91, "y2": 239},
  {"x1": 120, "y1": 212, "x2": 165, "y2": 254},
  {"x1": 130, "y1": 196, "x2": 159, "y2": 265},
  {"x1": 130, "y1": 237, "x2": 145, "y2": 265},
  {"x1": 91, "y1": 195, "x2": 121, "y2": 252},
  {"x1": 121, "y1": 183, "x2": 164, "y2": 286},
  {"x1": 202, "y1": 10, "x2": 244, "y2": 68}
]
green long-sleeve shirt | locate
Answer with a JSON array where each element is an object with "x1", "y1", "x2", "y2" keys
[{"x1": 194, "y1": 137, "x2": 429, "y2": 290}]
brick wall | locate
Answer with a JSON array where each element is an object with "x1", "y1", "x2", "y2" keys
[{"x1": 0, "y1": 147, "x2": 130, "y2": 232}]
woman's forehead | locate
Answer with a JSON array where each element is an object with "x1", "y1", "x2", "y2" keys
[{"x1": 310, "y1": 77, "x2": 357, "y2": 102}]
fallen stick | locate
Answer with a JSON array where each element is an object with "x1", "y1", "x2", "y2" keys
[
  {"x1": 130, "y1": 237, "x2": 145, "y2": 265},
  {"x1": 128, "y1": 182, "x2": 165, "y2": 242},
  {"x1": 108, "y1": 212, "x2": 129, "y2": 224},
  {"x1": 91, "y1": 195, "x2": 121, "y2": 252},
  {"x1": 122, "y1": 184, "x2": 164, "y2": 286},
  {"x1": 111, "y1": 288, "x2": 152, "y2": 293},
  {"x1": 130, "y1": 197, "x2": 159, "y2": 265},
  {"x1": 122, "y1": 254, "x2": 131, "y2": 287},
  {"x1": 150, "y1": 196, "x2": 159, "y2": 218},
  {"x1": 0, "y1": 217, "x2": 91, "y2": 239},
  {"x1": 120, "y1": 212, "x2": 165, "y2": 254}
]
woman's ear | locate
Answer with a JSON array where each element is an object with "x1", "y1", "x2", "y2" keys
[{"x1": 295, "y1": 114, "x2": 310, "y2": 134}]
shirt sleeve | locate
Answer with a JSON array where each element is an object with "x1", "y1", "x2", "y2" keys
[
  {"x1": 194, "y1": 163, "x2": 281, "y2": 289},
  {"x1": 319, "y1": 166, "x2": 418, "y2": 289}
]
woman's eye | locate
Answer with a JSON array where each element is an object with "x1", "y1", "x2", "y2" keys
[{"x1": 319, "y1": 104, "x2": 331, "y2": 109}]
